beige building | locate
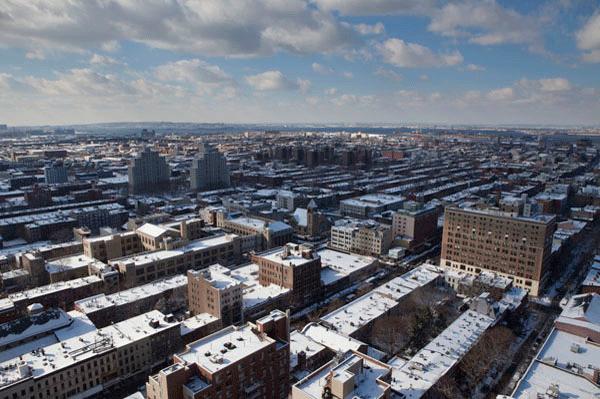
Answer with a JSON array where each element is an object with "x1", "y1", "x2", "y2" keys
[
  {"x1": 146, "y1": 310, "x2": 290, "y2": 399},
  {"x1": 83, "y1": 231, "x2": 143, "y2": 263},
  {"x1": 330, "y1": 219, "x2": 392, "y2": 256},
  {"x1": 391, "y1": 203, "x2": 438, "y2": 250},
  {"x1": 216, "y1": 212, "x2": 293, "y2": 250},
  {"x1": 187, "y1": 265, "x2": 243, "y2": 326},
  {"x1": 441, "y1": 205, "x2": 556, "y2": 296},
  {"x1": 111, "y1": 234, "x2": 241, "y2": 288}
]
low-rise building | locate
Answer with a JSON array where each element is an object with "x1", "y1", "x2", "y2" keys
[{"x1": 330, "y1": 219, "x2": 392, "y2": 257}]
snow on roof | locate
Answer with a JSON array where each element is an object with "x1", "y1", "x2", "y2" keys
[
  {"x1": 289, "y1": 330, "x2": 327, "y2": 370},
  {"x1": 228, "y1": 263, "x2": 290, "y2": 309},
  {"x1": 558, "y1": 293, "x2": 600, "y2": 330},
  {"x1": 180, "y1": 313, "x2": 220, "y2": 336},
  {"x1": 111, "y1": 234, "x2": 237, "y2": 267},
  {"x1": 136, "y1": 222, "x2": 169, "y2": 238},
  {"x1": 176, "y1": 323, "x2": 275, "y2": 373},
  {"x1": 300, "y1": 323, "x2": 365, "y2": 354},
  {"x1": 7, "y1": 275, "x2": 102, "y2": 303},
  {"x1": 45, "y1": 254, "x2": 106, "y2": 274},
  {"x1": 258, "y1": 244, "x2": 318, "y2": 268},
  {"x1": 293, "y1": 208, "x2": 308, "y2": 227},
  {"x1": 74, "y1": 274, "x2": 188, "y2": 314},
  {"x1": 0, "y1": 310, "x2": 177, "y2": 388},
  {"x1": 582, "y1": 262, "x2": 600, "y2": 288},
  {"x1": 0, "y1": 309, "x2": 71, "y2": 348},
  {"x1": 390, "y1": 310, "x2": 494, "y2": 399},
  {"x1": 318, "y1": 249, "x2": 376, "y2": 286},
  {"x1": 512, "y1": 328, "x2": 600, "y2": 399},
  {"x1": 294, "y1": 352, "x2": 391, "y2": 399}
]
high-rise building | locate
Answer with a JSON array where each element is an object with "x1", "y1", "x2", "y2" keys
[
  {"x1": 43, "y1": 162, "x2": 68, "y2": 184},
  {"x1": 441, "y1": 205, "x2": 556, "y2": 296},
  {"x1": 190, "y1": 143, "x2": 230, "y2": 191},
  {"x1": 128, "y1": 147, "x2": 170, "y2": 194}
]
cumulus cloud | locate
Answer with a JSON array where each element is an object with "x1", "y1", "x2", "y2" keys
[
  {"x1": 466, "y1": 64, "x2": 485, "y2": 72},
  {"x1": 25, "y1": 49, "x2": 45, "y2": 60},
  {"x1": 314, "y1": 0, "x2": 435, "y2": 16},
  {"x1": 89, "y1": 53, "x2": 120, "y2": 65},
  {"x1": 428, "y1": 0, "x2": 542, "y2": 50},
  {"x1": 377, "y1": 38, "x2": 463, "y2": 68},
  {"x1": 0, "y1": 0, "x2": 358, "y2": 57},
  {"x1": 374, "y1": 67, "x2": 402, "y2": 81},
  {"x1": 576, "y1": 12, "x2": 600, "y2": 63},
  {"x1": 486, "y1": 87, "x2": 515, "y2": 102},
  {"x1": 245, "y1": 70, "x2": 305, "y2": 91},
  {"x1": 354, "y1": 22, "x2": 385, "y2": 35},
  {"x1": 312, "y1": 62, "x2": 334, "y2": 74},
  {"x1": 155, "y1": 59, "x2": 231, "y2": 84}
]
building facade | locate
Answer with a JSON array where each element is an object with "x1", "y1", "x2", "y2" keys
[
  {"x1": 190, "y1": 143, "x2": 231, "y2": 192},
  {"x1": 128, "y1": 147, "x2": 170, "y2": 194}
]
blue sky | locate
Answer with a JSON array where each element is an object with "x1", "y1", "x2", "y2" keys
[{"x1": 0, "y1": 0, "x2": 599, "y2": 126}]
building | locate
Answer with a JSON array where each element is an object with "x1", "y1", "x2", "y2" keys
[
  {"x1": 251, "y1": 243, "x2": 322, "y2": 308},
  {"x1": 190, "y1": 143, "x2": 231, "y2": 191},
  {"x1": 217, "y1": 211, "x2": 293, "y2": 250},
  {"x1": 0, "y1": 310, "x2": 181, "y2": 399},
  {"x1": 146, "y1": 310, "x2": 290, "y2": 399},
  {"x1": 128, "y1": 147, "x2": 170, "y2": 194},
  {"x1": 340, "y1": 194, "x2": 404, "y2": 218},
  {"x1": 43, "y1": 163, "x2": 68, "y2": 184},
  {"x1": 441, "y1": 204, "x2": 556, "y2": 296},
  {"x1": 292, "y1": 351, "x2": 392, "y2": 399},
  {"x1": 110, "y1": 234, "x2": 241, "y2": 288},
  {"x1": 391, "y1": 202, "x2": 438, "y2": 250},
  {"x1": 330, "y1": 219, "x2": 392, "y2": 257},
  {"x1": 187, "y1": 265, "x2": 243, "y2": 326},
  {"x1": 581, "y1": 257, "x2": 600, "y2": 294},
  {"x1": 83, "y1": 231, "x2": 143, "y2": 262},
  {"x1": 512, "y1": 293, "x2": 600, "y2": 399},
  {"x1": 290, "y1": 200, "x2": 330, "y2": 240},
  {"x1": 74, "y1": 274, "x2": 188, "y2": 327}
]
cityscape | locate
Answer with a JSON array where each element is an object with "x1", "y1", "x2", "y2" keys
[{"x1": 1, "y1": 1, "x2": 600, "y2": 399}]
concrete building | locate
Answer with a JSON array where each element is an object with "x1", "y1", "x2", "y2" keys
[
  {"x1": 83, "y1": 231, "x2": 143, "y2": 263},
  {"x1": 187, "y1": 265, "x2": 244, "y2": 326},
  {"x1": 146, "y1": 309, "x2": 290, "y2": 399},
  {"x1": 128, "y1": 147, "x2": 170, "y2": 194},
  {"x1": 110, "y1": 234, "x2": 241, "y2": 288},
  {"x1": 441, "y1": 204, "x2": 556, "y2": 296},
  {"x1": 216, "y1": 211, "x2": 293, "y2": 250},
  {"x1": 190, "y1": 143, "x2": 231, "y2": 191},
  {"x1": 0, "y1": 310, "x2": 181, "y2": 399},
  {"x1": 330, "y1": 219, "x2": 392, "y2": 257},
  {"x1": 251, "y1": 243, "x2": 322, "y2": 308},
  {"x1": 340, "y1": 194, "x2": 404, "y2": 218}
]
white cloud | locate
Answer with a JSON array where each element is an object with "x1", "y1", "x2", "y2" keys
[
  {"x1": 375, "y1": 67, "x2": 402, "y2": 81},
  {"x1": 466, "y1": 64, "x2": 485, "y2": 72},
  {"x1": 314, "y1": 0, "x2": 435, "y2": 16},
  {"x1": 155, "y1": 59, "x2": 231, "y2": 83},
  {"x1": 312, "y1": 62, "x2": 333, "y2": 74},
  {"x1": 538, "y1": 77, "x2": 571, "y2": 92},
  {"x1": 0, "y1": 0, "x2": 358, "y2": 57},
  {"x1": 377, "y1": 38, "x2": 463, "y2": 68},
  {"x1": 245, "y1": 70, "x2": 303, "y2": 91},
  {"x1": 89, "y1": 53, "x2": 119, "y2": 65},
  {"x1": 331, "y1": 93, "x2": 376, "y2": 107},
  {"x1": 486, "y1": 87, "x2": 515, "y2": 102},
  {"x1": 354, "y1": 22, "x2": 385, "y2": 35},
  {"x1": 428, "y1": 0, "x2": 542, "y2": 49},
  {"x1": 342, "y1": 71, "x2": 353, "y2": 79},
  {"x1": 576, "y1": 12, "x2": 600, "y2": 63},
  {"x1": 25, "y1": 49, "x2": 45, "y2": 60},
  {"x1": 324, "y1": 88, "x2": 338, "y2": 96}
]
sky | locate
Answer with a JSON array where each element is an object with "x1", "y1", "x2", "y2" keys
[{"x1": 0, "y1": 0, "x2": 600, "y2": 126}]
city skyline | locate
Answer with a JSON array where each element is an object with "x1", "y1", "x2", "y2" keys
[{"x1": 1, "y1": 0, "x2": 600, "y2": 126}]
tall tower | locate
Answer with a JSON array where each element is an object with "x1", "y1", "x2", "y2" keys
[
  {"x1": 128, "y1": 147, "x2": 170, "y2": 194},
  {"x1": 190, "y1": 143, "x2": 231, "y2": 191}
]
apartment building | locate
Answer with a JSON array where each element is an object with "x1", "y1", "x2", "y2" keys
[
  {"x1": 128, "y1": 147, "x2": 170, "y2": 194},
  {"x1": 83, "y1": 231, "x2": 143, "y2": 263},
  {"x1": 251, "y1": 243, "x2": 322, "y2": 308},
  {"x1": 391, "y1": 202, "x2": 438, "y2": 250},
  {"x1": 216, "y1": 211, "x2": 293, "y2": 250},
  {"x1": 330, "y1": 219, "x2": 392, "y2": 257},
  {"x1": 110, "y1": 234, "x2": 241, "y2": 288},
  {"x1": 187, "y1": 265, "x2": 244, "y2": 326},
  {"x1": 441, "y1": 205, "x2": 556, "y2": 296},
  {"x1": 0, "y1": 310, "x2": 181, "y2": 399},
  {"x1": 340, "y1": 194, "x2": 404, "y2": 218},
  {"x1": 146, "y1": 309, "x2": 290, "y2": 399}
]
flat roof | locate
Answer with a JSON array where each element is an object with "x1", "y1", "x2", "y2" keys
[
  {"x1": 318, "y1": 248, "x2": 376, "y2": 286},
  {"x1": 45, "y1": 254, "x2": 106, "y2": 274},
  {"x1": 289, "y1": 330, "x2": 326, "y2": 370},
  {"x1": 0, "y1": 310, "x2": 177, "y2": 388},
  {"x1": 390, "y1": 310, "x2": 494, "y2": 398},
  {"x1": 177, "y1": 324, "x2": 275, "y2": 373}
]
